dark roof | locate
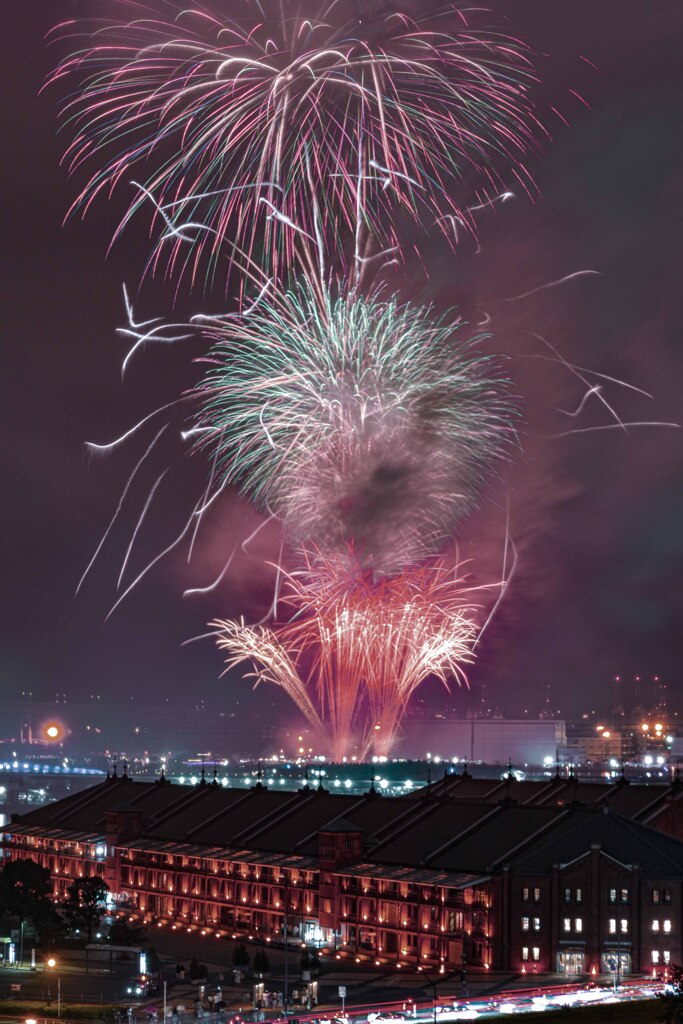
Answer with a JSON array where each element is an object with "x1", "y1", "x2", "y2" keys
[
  {"x1": 318, "y1": 817, "x2": 364, "y2": 833},
  {"x1": 508, "y1": 807, "x2": 683, "y2": 876},
  {"x1": 10, "y1": 774, "x2": 683, "y2": 882}
]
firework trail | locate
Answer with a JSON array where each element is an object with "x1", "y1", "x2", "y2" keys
[
  {"x1": 48, "y1": 0, "x2": 544, "y2": 288},
  {"x1": 213, "y1": 555, "x2": 479, "y2": 760},
  {"x1": 193, "y1": 279, "x2": 517, "y2": 573}
]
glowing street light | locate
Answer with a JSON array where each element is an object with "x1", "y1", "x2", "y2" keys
[{"x1": 46, "y1": 957, "x2": 60, "y2": 1016}]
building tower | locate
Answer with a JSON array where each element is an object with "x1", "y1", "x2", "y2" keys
[{"x1": 611, "y1": 675, "x2": 624, "y2": 721}]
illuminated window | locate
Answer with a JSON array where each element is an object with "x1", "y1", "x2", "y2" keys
[
  {"x1": 532, "y1": 947, "x2": 540, "y2": 962},
  {"x1": 664, "y1": 951, "x2": 671, "y2": 965},
  {"x1": 575, "y1": 888, "x2": 583, "y2": 904},
  {"x1": 563, "y1": 888, "x2": 571, "y2": 904},
  {"x1": 563, "y1": 918, "x2": 571, "y2": 933},
  {"x1": 609, "y1": 919, "x2": 617, "y2": 934},
  {"x1": 533, "y1": 917, "x2": 541, "y2": 932},
  {"x1": 521, "y1": 946, "x2": 529, "y2": 961},
  {"x1": 664, "y1": 920, "x2": 672, "y2": 934},
  {"x1": 609, "y1": 889, "x2": 617, "y2": 904},
  {"x1": 521, "y1": 917, "x2": 530, "y2": 932},
  {"x1": 575, "y1": 918, "x2": 583, "y2": 933},
  {"x1": 653, "y1": 920, "x2": 660, "y2": 932},
  {"x1": 521, "y1": 887, "x2": 530, "y2": 902},
  {"x1": 663, "y1": 889, "x2": 672, "y2": 905},
  {"x1": 620, "y1": 888, "x2": 629, "y2": 904},
  {"x1": 533, "y1": 888, "x2": 541, "y2": 903},
  {"x1": 620, "y1": 919, "x2": 628, "y2": 934},
  {"x1": 652, "y1": 950, "x2": 660, "y2": 964},
  {"x1": 652, "y1": 890, "x2": 661, "y2": 905}
]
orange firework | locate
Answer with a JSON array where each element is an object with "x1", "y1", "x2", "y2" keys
[{"x1": 212, "y1": 554, "x2": 479, "y2": 759}]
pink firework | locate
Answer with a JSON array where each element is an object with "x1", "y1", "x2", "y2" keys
[{"x1": 49, "y1": 0, "x2": 544, "y2": 288}]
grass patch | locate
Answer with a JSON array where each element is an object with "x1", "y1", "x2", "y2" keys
[{"x1": 0, "y1": 998, "x2": 119, "y2": 1020}]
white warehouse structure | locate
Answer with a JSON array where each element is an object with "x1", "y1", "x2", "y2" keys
[{"x1": 397, "y1": 718, "x2": 567, "y2": 766}]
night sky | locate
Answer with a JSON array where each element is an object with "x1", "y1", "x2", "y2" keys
[{"x1": 3, "y1": 1, "x2": 682, "y2": 744}]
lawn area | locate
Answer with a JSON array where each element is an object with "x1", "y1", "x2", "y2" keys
[
  {"x1": 497, "y1": 997, "x2": 662, "y2": 1022},
  {"x1": 0, "y1": 998, "x2": 119, "y2": 1020}
]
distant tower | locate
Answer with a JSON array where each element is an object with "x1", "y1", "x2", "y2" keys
[
  {"x1": 653, "y1": 676, "x2": 668, "y2": 715},
  {"x1": 611, "y1": 675, "x2": 624, "y2": 720},
  {"x1": 539, "y1": 683, "x2": 553, "y2": 720},
  {"x1": 478, "y1": 681, "x2": 488, "y2": 717}
]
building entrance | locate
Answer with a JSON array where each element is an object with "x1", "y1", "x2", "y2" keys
[
  {"x1": 602, "y1": 952, "x2": 631, "y2": 976},
  {"x1": 557, "y1": 951, "x2": 585, "y2": 974}
]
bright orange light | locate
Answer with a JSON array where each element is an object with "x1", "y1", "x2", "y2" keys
[
  {"x1": 642, "y1": 723, "x2": 649, "y2": 732},
  {"x1": 602, "y1": 731, "x2": 611, "y2": 739},
  {"x1": 45, "y1": 724, "x2": 61, "y2": 740}
]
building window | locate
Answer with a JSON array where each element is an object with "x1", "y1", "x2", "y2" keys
[
  {"x1": 620, "y1": 919, "x2": 628, "y2": 934},
  {"x1": 664, "y1": 920, "x2": 672, "y2": 934},
  {"x1": 620, "y1": 888, "x2": 629, "y2": 904},
  {"x1": 652, "y1": 890, "x2": 660, "y2": 905},
  {"x1": 533, "y1": 887, "x2": 541, "y2": 903},
  {"x1": 533, "y1": 917, "x2": 541, "y2": 932},
  {"x1": 663, "y1": 889, "x2": 672, "y2": 905},
  {"x1": 563, "y1": 918, "x2": 571, "y2": 933},
  {"x1": 532, "y1": 947, "x2": 540, "y2": 962},
  {"x1": 521, "y1": 946, "x2": 529, "y2": 961},
  {"x1": 564, "y1": 887, "x2": 571, "y2": 904},
  {"x1": 522, "y1": 887, "x2": 530, "y2": 902},
  {"x1": 652, "y1": 950, "x2": 660, "y2": 964},
  {"x1": 609, "y1": 919, "x2": 617, "y2": 934},
  {"x1": 653, "y1": 920, "x2": 660, "y2": 932},
  {"x1": 609, "y1": 889, "x2": 617, "y2": 904},
  {"x1": 575, "y1": 888, "x2": 583, "y2": 904},
  {"x1": 521, "y1": 916, "x2": 530, "y2": 932},
  {"x1": 664, "y1": 951, "x2": 671, "y2": 965},
  {"x1": 575, "y1": 918, "x2": 583, "y2": 933}
]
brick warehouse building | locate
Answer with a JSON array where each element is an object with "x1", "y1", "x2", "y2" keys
[{"x1": 3, "y1": 769, "x2": 683, "y2": 977}]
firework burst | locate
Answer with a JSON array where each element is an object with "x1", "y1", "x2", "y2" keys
[
  {"x1": 49, "y1": 0, "x2": 544, "y2": 287},
  {"x1": 193, "y1": 280, "x2": 516, "y2": 573},
  {"x1": 213, "y1": 554, "x2": 479, "y2": 759}
]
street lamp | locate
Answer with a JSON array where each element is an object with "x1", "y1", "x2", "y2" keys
[
  {"x1": 416, "y1": 967, "x2": 438, "y2": 1024},
  {"x1": 47, "y1": 957, "x2": 61, "y2": 1017}
]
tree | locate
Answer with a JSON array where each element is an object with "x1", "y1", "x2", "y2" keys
[
  {"x1": 108, "y1": 918, "x2": 146, "y2": 946},
  {"x1": 64, "y1": 876, "x2": 109, "y2": 943},
  {"x1": 253, "y1": 949, "x2": 270, "y2": 976},
  {"x1": 0, "y1": 859, "x2": 53, "y2": 928},
  {"x1": 232, "y1": 943, "x2": 250, "y2": 969},
  {"x1": 189, "y1": 955, "x2": 207, "y2": 980},
  {"x1": 659, "y1": 964, "x2": 683, "y2": 1023}
]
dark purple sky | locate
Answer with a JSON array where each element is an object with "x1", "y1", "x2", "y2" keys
[{"x1": 2, "y1": 1, "x2": 682, "y2": 743}]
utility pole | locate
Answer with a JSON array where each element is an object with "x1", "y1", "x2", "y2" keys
[
  {"x1": 284, "y1": 876, "x2": 289, "y2": 1015},
  {"x1": 417, "y1": 969, "x2": 438, "y2": 1024}
]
